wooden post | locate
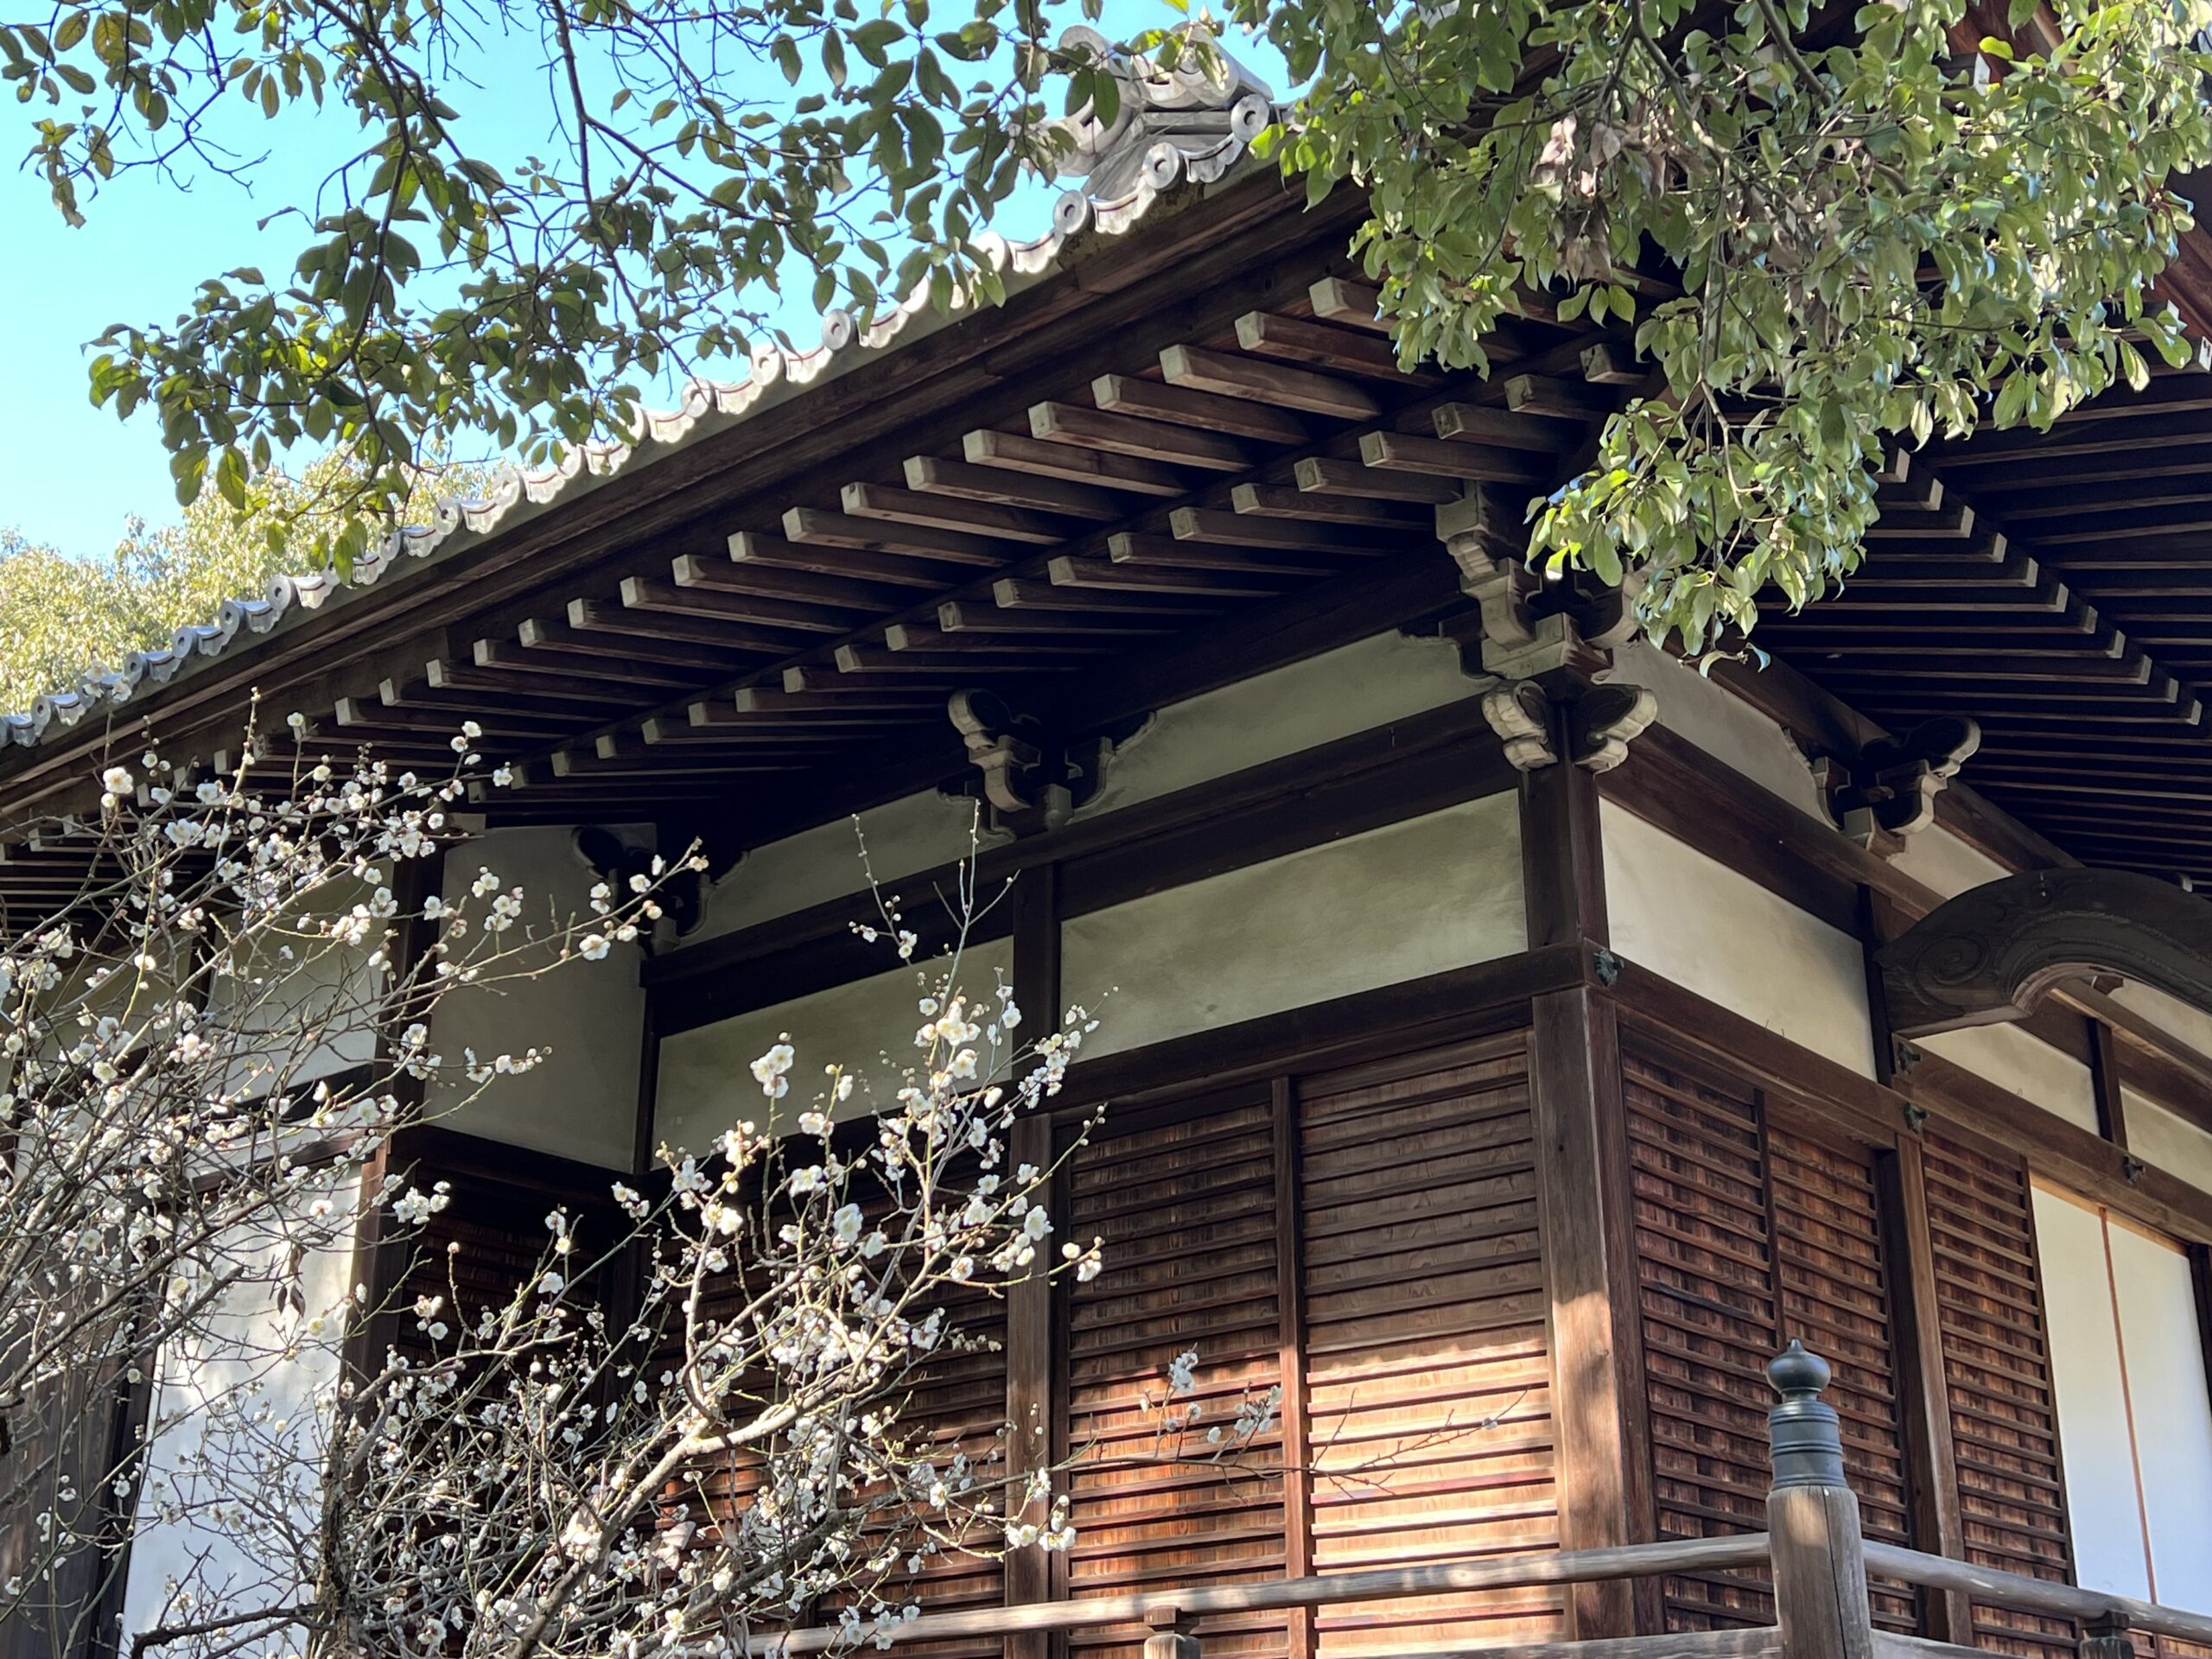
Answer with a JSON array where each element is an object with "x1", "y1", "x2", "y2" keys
[
  {"x1": 1006, "y1": 864, "x2": 1061, "y2": 1659},
  {"x1": 1522, "y1": 735, "x2": 1654, "y2": 1639},
  {"x1": 1767, "y1": 1344, "x2": 1877, "y2": 1659},
  {"x1": 1143, "y1": 1608, "x2": 1200, "y2": 1659},
  {"x1": 2080, "y1": 1615, "x2": 2133, "y2": 1659},
  {"x1": 1271, "y1": 1077, "x2": 1316, "y2": 1659},
  {"x1": 1872, "y1": 1143, "x2": 1973, "y2": 1644}
]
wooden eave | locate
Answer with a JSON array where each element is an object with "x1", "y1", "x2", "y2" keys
[{"x1": 6, "y1": 168, "x2": 2212, "y2": 911}]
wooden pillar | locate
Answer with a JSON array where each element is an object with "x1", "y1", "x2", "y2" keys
[
  {"x1": 1872, "y1": 1141, "x2": 1974, "y2": 1643},
  {"x1": 1767, "y1": 1344, "x2": 1878, "y2": 1659},
  {"x1": 1271, "y1": 1077, "x2": 1316, "y2": 1659},
  {"x1": 2089, "y1": 1020, "x2": 2130, "y2": 1152},
  {"x1": 1521, "y1": 750, "x2": 1652, "y2": 1638},
  {"x1": 1006, "y1": 863, "x2": 1061, "y2": 1659},
  {"x1": 343, "y1": 842, "x2": 448, "y2": 1386}
]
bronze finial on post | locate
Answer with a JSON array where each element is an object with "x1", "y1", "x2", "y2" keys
[{"x1": 1767, "y1": 1343, "x2": 1878, "y2": 1659}]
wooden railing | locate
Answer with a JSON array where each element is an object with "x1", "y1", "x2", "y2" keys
[{"x1": 757, "y1": 1343, "x2": 2212, "y2": 1659}]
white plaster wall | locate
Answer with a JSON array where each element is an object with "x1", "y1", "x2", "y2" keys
[
  {"x1": 1917, "y1": 1025, "x2": 2101, "y2": 1135},
  {"x1": 1601, "y1": 640, "x2": 1828, "y2": 820},
  {"x1": 1601, "y1": 801, "x2": 1877, "y2": 1077},
  {"x1": 1890, "y1": 826, "x2": 2011, "y2": 900},
  {"x1": 690, "y1": 790, "x2": 995, "y2": 944},
  {"x1": 1060, "y1": 793, "x2": 1523, "y2": 1061},
  {"x1": 428, "y1": 827, "x2": 646, "y2": 1171},
  {"x1": 2107, "y1": 1220, "x2": 2212, "y2": 1611},
  {"x1": 656, "y1": 936, "x2": 1014, "y2": 1153},
  {"x1": 2112, "y1": 980, "x2": 2212, "y2": 1066},
  {"x1": 2031, "y1": 1185, "x2": 2154, "y2": 1601},
  {"x1": 1070, "y1": 631, "x2": 1472, "y2": 823},
  {"x1": 204, "y1": 873, "x2": 385, "y2": 1096},
  {"x1": 122, "y1": 1173, "x2": 362, "y2": 1646},
  {"x1": 2123, "y1": 1089, "x2": 2212, "y2": 1195}
]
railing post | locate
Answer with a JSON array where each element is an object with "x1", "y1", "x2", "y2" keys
[
  {"x1": 1142, "y1": 1607, "x2": 1198, "y2": 1659},
  {"x1": 2081, "y1": 1615, "x2": 2133, "y2": 1659},
  {"x1": 1767, "y1": 1343, "x2": 1878, "y2": 1659}
]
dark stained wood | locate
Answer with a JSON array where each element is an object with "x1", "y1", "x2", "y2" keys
[
  {"x1": 907, "y1": 456, "x2": 1128, "y2": 520},
  {"x1": 1359, "y1": 430, "x2": 1551, "y2": 486},
  {"x1": 1270, "y1": 1077, "x2": 1316, "y2": 1659},
  {"x1": 1159, "y1": 345, "x2": 1382, "y2": 422},
  {"x1": 2089, "y1": 1021, "x2": 2129, "y2": 1150},
  {"x1": 1532, "y1": 990, "x2": 1649, "y2": 1639},
  {"x1": 1080, "y1": 381, "x2": 1298, "y2": 450},
  {"x1": 1873, "y1": 1141, "x2": 1975, "y2": 1644},
  {"x1": 966, "y1": 429, "x2": 1192, "y2": 496},
  {"x1": 1293, "y1": 456, "x2": 1462, "y2": 504}
]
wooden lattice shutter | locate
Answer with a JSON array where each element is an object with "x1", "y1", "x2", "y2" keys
[
  {"x1": 1921, "y1": 1131, "x2": 2077, "y2": 1659},
  {"x1": 1065, "y1": 1084, "x2": 1287, "y2": 1659},
  {"x1": 1624, "y1": 1046, "x2": 1916, "y2": 1635},
  {"x1": 1296, "y1": 1034, "x2": 1560, "y2": 1658}
]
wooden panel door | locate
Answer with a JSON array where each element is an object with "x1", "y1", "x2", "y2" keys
[
  {"x1": 1623, "y1": 1044, "x2": 1916, "y2": 1635},
  {"x1": 1921, "y1": 1131, "x2": 2078, "y2": 1659},
  {"x1": 1295, "y1": 1033, "x2": 1562, "y2": 1658},
  {"x1": 1064, "y1": 1083, "x2": 1289, "y2": 1659}
]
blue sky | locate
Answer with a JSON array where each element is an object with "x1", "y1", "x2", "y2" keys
[{"x1": 0, "y1": 4, "x2": 1291, "y2": 562}]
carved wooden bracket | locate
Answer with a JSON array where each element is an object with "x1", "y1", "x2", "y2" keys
[
  {"x1": 947, "y1": 690, "x2": 1116, "y2": 836},
  {"x1": 1878, "y1": 867, "x2": 2212, "y2": 1038},
  {"x1": 1818, "y1": 716, "x2": 1981, "y2": 848},
  {"x1": 574, "y1": 825, "x2": 707, "y2": 939},
  {"x1": 1475, "y1": 677, "x2": 1657, "y2": 774}
]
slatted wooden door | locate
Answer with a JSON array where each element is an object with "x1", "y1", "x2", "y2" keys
[
  {"x1": 1622, "y1": 1041, "x2": 1917, "y2": 1635},
  {"x1": 1063, "y1": 1082, "x2": 1290, "y2": 1659},
  {"x1": 1920, "y1": 1130, "x2": 2078, "y2": 1659},
  {"x1": 1295, "y1": 1033, "x2": 1562, "y2": 1658}
]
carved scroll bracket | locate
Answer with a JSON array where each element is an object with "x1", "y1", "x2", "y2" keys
[
  {"x1": 1812, "y1": 715, "x2": 1981, "y2": 852},
  {"x1": 1878, "y1": 867, "x2": 2212, "y2": 1037},
  {"x1": 947, "y1": 690, "x2": 1114, "y2": 837},
  {"x1": 1438, "y1": 489, "x2": 1656, "y2": 774}
]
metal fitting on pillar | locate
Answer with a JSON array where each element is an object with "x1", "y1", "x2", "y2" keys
[
  {"x1": 1768, "y1": 1340, "x2": 1847, "y2": 1490},
  {"x1": 1142, "y1": 1607, "x2": 1199, "y2": 1659}
]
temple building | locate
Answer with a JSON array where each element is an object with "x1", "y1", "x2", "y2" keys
[{"x1": 9, "y1": 30, "x2": 2212, "y2": 1659}]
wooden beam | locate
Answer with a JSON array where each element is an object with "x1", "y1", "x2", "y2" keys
[
  {"x1": 724, "y1": 531, "x2": 958, "y2": 589},
  {"x1": 840, "y1": 481, "x2": 1071, "y2": 545},
  {"x1": 1005, "y1": 868, "x2": 1059, "y2": 1657},
  {"x1": 1166, "y1": 506, "x2": 1399, "y2": 555},
  {"x1": 1046, "y1": 556, "x2": 1282, "y2": 599},
  {"x1": 1293, "y1": 454, "x2": 1463, "y2": 503},
  {"x1": 1432, "y1": 402, "x2": 1586, "y2": 453},
  {"x1": 782, "y1": 505, "x2": 1017, "y2": 567},
  {"x1": 903, "y1": 455, "x2": 1124, "y2": 520},
  {"x1": 1090, "y1": 374, "x2": 1308, "y2": 446},
  {"x1": 1157, "y1": 343, "x2": 1382, "y2": 420},
  {"x1": 1272, "y1": 1072, "x2": 1317, "y2": 1659},
  {"x1": 1106, "y1": 533, "x2": 1340, "y2": 579},
  {"x1": 1031, "y1": 401, "x2": 1251, "y2": 471},
  {"x1": 1233, "y1": 310, "x2": 1426, "y2": 381},
  {"x1": 1229, "y1": 482, "x2": 1424, "y2": 524},
  {"x1": 964, "y1": 429, "x2": 1189, "y2": 495},
  {"x1": 1306, "y1": 276, "x2": 1388, "y2": 333},
  {"x1": 1358, "y1": 429, "x2": 1549, "y2": 485},
  {"x1": 1872, "y1": 1140, "x2": 1975, "y2": 1645}
]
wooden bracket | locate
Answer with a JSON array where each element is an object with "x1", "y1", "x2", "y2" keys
[
  {"x1": 1819, "y1": 715, "x2": 1981, "y2": 847},
  {"x1": 948, "y1": 690, "x2": 1124, "y2": 837},
  {"x1": 1480, "y1": 680, "x2": 1559, "y2": 771},
  {"x1": 1570, "y1": 683, "x2": 1658, "y2": 773},
  {"x1": 574, "y1": 824, "x2": 707, "y2": 939}
]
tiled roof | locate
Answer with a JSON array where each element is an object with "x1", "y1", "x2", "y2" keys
[{"x1": 1, "y1": 26, "x2": 1278, "y2": 758}]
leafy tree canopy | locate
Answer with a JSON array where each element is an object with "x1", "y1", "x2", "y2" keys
[
  {"x1": 0, "y1": 456, "x2": 483, "y2": 709},
  {"x1": 8, "y1": 0, "x2": 2211, "y2": 647}
]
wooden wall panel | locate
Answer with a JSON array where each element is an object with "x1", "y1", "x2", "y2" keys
[
  {"x1": 1296, "y1": 1035, "x2": 1562, "y2": 1657},
  {"x1": 1623, "y1": 1046, "x2": 1916, "y2": 1635},
  {"x1": 1921, "y1": 1131, "x2": 2080, "y2": 1659},
  {"x1": 1064, "y1": 1084, "x2": 1289, "y2": 1659}
]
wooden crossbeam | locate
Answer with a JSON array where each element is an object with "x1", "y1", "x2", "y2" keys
[
  {"x1": 1841, "y1": 555, "x2": 2043, "y2": 588},
  {"x1": 476, "y1": 637, "x2": 698, "y2": 686},
  {"x1": 988, "y1": 575, "x2": 1225, "y2": 614},
  {"x1": 1233, "y1": 311, "x2": 1427, "y2": 381},
  {"x1": 420, "y1": 660, "x2": 634, "y2": 705},
  {"x1": 839, "y1": 482, "x2": 1070, "y2": 545},
  {"x1": 1047, "y1": 555, "x2": 1281, "y2": 598},
  {"x1": 1158, "y1": 344, "x2": 1382, "y2": 420},
  {"x1": 1090, "y1": 374, "x2": 1307, "y2": 445},
  {"x1": 585, "y1": 594, "x2": 801, "y2": 651},
  {"x1": 783, "y1": 506, "x2": 1014, "y2": 567},
  {"x1": 1307, "y1": 276, "x2": 1388, "y2": 334},
  {"x1": 640, "y1": 570, "x2": 860, "y2": 632},
  {"x1": 1359, "y1": 430, "x2": 1548, "y2": 484},
  {"x1": 938, "y1": 599, "x2": 1180, "y2": 636},
  {"x1": 733, "y1": 686, "x2": 938, "y2": 715},
  {"x1": 903, "y1": 455, "x2": 1124, "y2": 520},
  {"x1": 1108, "y1": 533, "x2": 1341, "y2": 578},
  {"x1": 881, "y1": 620, "x2": 1117, "y2": 655},
  {"x1": 964, "y1": 429, "x2": 1188, "y2": 494},
  {"x1": 1031, "y1": 402, "x2": 1249, "y2": 470},
  {"x1": 1230, "y1": 482, "x2": 1422, "y2": 524},
  {"x1": 725, "y1": 531, "x2": 952, "y2": 589},
  {"x1": 1503, "y1": 374, "x2": 1622, "y2": 420},
  {"x1": 1431, "y1": 402, "x2": 1586, "y2": 453},
  {"x1": 1165, "y1": 507, "x2": 1398, "y2": 555},
  {"x1": 1293, "y1": 455, "x2": 1462, "y2": 503},
  {"x1": 517, "y1": 615, "x2": 777, "y2": 669},
  {"x1": 1861, "y1": 505, "x2": 1978, "y2": 541}
]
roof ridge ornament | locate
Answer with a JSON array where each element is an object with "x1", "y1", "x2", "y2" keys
[{"x1": 1047, "y1": 23, "x2": 1277, "y2": 218}]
